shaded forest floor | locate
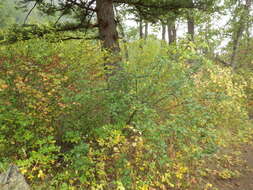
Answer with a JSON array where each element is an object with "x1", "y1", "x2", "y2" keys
[{"x1": 207, "y1": 143, "x2": 253, "y2": 190}]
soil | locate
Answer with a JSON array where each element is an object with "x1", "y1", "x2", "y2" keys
[{"x1": 214, "y1": 145, "x2": 253, "y2": 190}]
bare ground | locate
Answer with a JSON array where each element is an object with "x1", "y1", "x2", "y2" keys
[{"x1": 213, "y1": 144, "x2": 253, "y2": 190}]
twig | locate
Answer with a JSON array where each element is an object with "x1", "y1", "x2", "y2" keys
[{"x1": 127, "y1": 110, "x2": 138, "y2": 125}]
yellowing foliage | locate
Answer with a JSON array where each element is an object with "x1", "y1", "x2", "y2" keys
[{"x1": 0, "y1": 39, "x2": 252, "y2": 189}]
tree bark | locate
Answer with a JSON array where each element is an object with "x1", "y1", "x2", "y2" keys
[
  {"x1": 230, "y1": 0, "x2": 251, "y2": 69},
  {"x1": 139, "y1": 18, "x2": 143, "y2": 39},
  {"x1": 144, "y1": 22, "x2": 148, "y2": 39},
  {"x1": 172, "y1": 22, "x2": 177, "y2": 43},
  {"x1": 230, "y1": 25, "x2": 244, "y2": 69},
  {"x1": 245, "y1": 0, "x2": 252, "y2": 50},
  {"x1": 168, "y1": 20, "x2": 176, "y2": 44},
  {"x1": 96, "y1": 0, "x2": 120, "y2": 53},
  {"x1": 162, "y1": 23, "x2": 166, "y2": 41},
  {"x1": 187, "y1": 15, "x2": 194, "y2": 41},
  {"x1": 96, "y1": 0, "x2": 123, "y2": 124},
  {"x1": 96, "y1": 0, "x2": 121, "y2": 75}
]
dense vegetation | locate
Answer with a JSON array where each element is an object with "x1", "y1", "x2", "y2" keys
[{"x1": 0, "y1": 0, "x2": 253, "y2": 189}]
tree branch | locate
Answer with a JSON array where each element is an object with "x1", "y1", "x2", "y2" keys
[
  {"x1": 61, "y1": 36, "x2": 99, "y2": 41},
  {"x1": 23, "y1": 1, "x2": 38, "y2": 24},
  {"x1": 113, "y1": 0, "x2": 196, "y2": 10}
]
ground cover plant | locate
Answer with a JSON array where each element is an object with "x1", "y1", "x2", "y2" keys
[
  {"x1": 0, "y1": 0, "x2": 253, "y2": 189},
  {"x1": 0, "y1": 37, "x2": 252, "y2": 189}
]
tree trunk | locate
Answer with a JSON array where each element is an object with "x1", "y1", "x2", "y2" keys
[
  {"x1": 96, "y1": 0, "x2": 120, "y2": 53},
  {"x1": 172, "y1": 23, "x2": 177, "y2": 43},
  {"x1": 187, "y1": 15, "x2": 194, "y2": 41},
  {"x1": 230, "y1": 0, "x2": 251, "y2": 69},
  {"x1": 139, "y1": 18, "x2": 143, "y2": 39},
  {"x1": 162, "y1": 23, "x2": 166, "y2": 41},
  {"x1": 96, "y1": 0, "x2": 121, "y2": 75},
  {"x1": 144, "y1": 22, "x2": 148, "y2": 39},
  {"x1": 96, "y1": 0, "x2": 123, "y2": 124},
  {"x1": 168, "y1": 20, "x2": 176, "y2": 44},
  {"x1": 245, "y1": 0, "x2": 252, "y2": 50},
  {"x1": 230, "y1": 26, "x2": 244, "y2": 69}
]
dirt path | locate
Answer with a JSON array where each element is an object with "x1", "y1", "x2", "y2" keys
[{"x1": 214, "y1": 145, "x2": 253, "y2": 190}]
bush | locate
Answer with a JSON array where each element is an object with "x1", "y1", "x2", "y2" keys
[{"x1": 0, "y1": 38, "x2": 251, "y2": 189}]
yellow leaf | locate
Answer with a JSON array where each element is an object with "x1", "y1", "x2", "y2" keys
[{"x1": 38, "y1": 170, "x2": 45, "y2": 179}]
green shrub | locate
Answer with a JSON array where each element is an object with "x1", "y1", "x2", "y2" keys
[{"x1": 0, "y1": 38, "x2": 252, "y2": 189}]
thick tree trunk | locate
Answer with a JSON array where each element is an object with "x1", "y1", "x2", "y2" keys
[
  {"x1": 162, "y1": 23, "x2": 166, "y2": 41},
  {"x1": 144, "y1": 22, "x2": 148, "y2": 39},
  {"x1": 96, "y1": 0, "x2": 123, "y2": 124},
  {"x1": 96, "y1": 0, "x2": 121, "y2": 76},
  {"x1": 168, "y1": 21, "x2": 176, "y2": 44},
  {"x1": 139, "y1": 18, "x2": 143, "y2": 39},
  {"x1": 96, "y1": 0, "x2": 120, "y2": 53},
  {"x1": 187, "y1": 15, "x2": 194, "y2": 41}
]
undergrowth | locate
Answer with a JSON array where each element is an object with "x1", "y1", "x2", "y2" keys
[{"x1": 0, "y1": 38, "x2": 252, "y2": 190}]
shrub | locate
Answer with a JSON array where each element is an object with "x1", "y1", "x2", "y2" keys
[{"x1": 0, "y1": 38, "x2": 251, "y2": 189}]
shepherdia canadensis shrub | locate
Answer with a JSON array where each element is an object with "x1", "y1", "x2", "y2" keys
[{"x1": 0, "y1": 38, "x2": 252, "y2": 189}]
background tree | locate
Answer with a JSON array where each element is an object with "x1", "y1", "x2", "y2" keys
[
  {"x1": 168, "y1": 19, "x2": 177, "y2": 44},
  {"x1": 19, "y1": 0, "x2": 211, "y2": 50},
  {"x1": 229, "y1": 0, "x2": 252, "y2": 68},
  {"x1": 0, "y1": 0, "x2": 23, "y2": 28}
]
